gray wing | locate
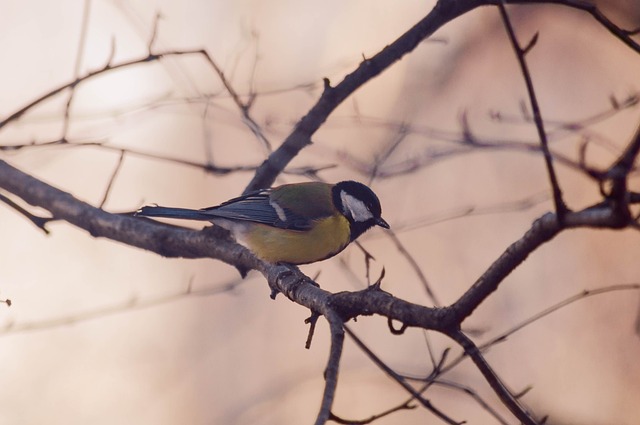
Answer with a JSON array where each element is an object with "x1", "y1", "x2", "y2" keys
[{"x1": 200, "y1": 190, "x2": 312, "y2": 230}]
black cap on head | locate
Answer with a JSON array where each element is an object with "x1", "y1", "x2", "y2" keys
[{"x1": 332, "y1": 181, "x2": 389, "y2": 240}]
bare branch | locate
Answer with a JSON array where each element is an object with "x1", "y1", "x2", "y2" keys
[
  {"x1": 244, "y1": 0, "x2": 488, "y2": 193},
  {"x1": 437, "y1": 283, "x2": 640, "y2": 391},
  {"x1": 0, "y1": 192, "x2": 53, "y2": 234},
  {"x1": 99, "y1": 150, "x2": 126, "y2": 209},
  {"x1": 502, "y1": 0, "x2": 640, "y2": 53},
  {"x1": 433, "y1": 379, "x2": 512, "y2": 425},
  {"x1": 386, "y1": 230, "x2": 441, "y2": 306},
  {"x1": 0, "y1": 49, "x2": 208, "y2": 130},
  {"x1": 448, "y1": 329, "x2": 539, "y2": 425},
  {"x1": 482, "y1": 283, "x2": 640, "y2": 351},
  {"x1": 344, "y1": 326, "x2": 463, "y2": 425},
  {"x1": 315, "y1": 310, "x2": 345, "y2": 425},
  {"x1": 330, "y1": 400, "x2": 416, "y2": 424},
  {"x1": 498, "y1": 1, "x2": 568, "y2": 219},
  {"x1": 197, "y1": 49, "x2": 272, "y2": 152},
  {"x1": 60, "y1": 0, "x2": 93, "y2": 140},
  {"x1": 148, "y1": 12, "x2": 162, "y2": 52},
  {"x1": 0, "y1": 277, "x2": 249, "y2": 336}
]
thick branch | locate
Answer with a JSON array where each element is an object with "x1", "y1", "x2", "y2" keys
[
  {"x1": 0, "y1": 159, "x2": 259, "y2": 268},
  {"x1": 450, "y1": 205, "x2": 632, "y2": 322}
]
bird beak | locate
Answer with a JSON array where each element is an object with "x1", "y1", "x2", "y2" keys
[{"x1": 376, "y1": 217, "x2": 390, "y2": 229}]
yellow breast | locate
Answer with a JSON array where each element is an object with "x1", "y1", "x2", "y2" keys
[{"x1": 240, "y1": 215, "x2": 351, "y2": 264}]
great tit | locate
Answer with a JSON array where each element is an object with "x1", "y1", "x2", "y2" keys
[{"x1": 136, "y1": 180, "x2": 389, "y2": 264}]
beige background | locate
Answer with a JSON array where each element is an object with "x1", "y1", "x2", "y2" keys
[{"x1": 1, "y1": 1, "x2": 639, "y2": 424}]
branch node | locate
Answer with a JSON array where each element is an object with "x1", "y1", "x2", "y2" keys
[
  {"x1": 236, "y1": 265, "x2": 250, "y2": 279},
  {"x1": 322, "y1": 77, "x2": 332, "y2": 92},
  {"x1": 269, "y1": 287, "x2": 279, "y2": 300},
  {"x1": 388, "y1": 317, "x2": 408, "y2": 335}
]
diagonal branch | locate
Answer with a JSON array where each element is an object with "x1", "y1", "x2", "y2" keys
[
  {"x1": 243, "y1": 0, "x2": 488, "y2": 193},
  {"x1": 504, "y1": 0, "x2": 640, "y2": 54},
  {"x1": 448, "y1": 329, "x2": 539, "y2": 425},
  {"x1": 0, "y1": 49, "x2": 205, "y2": 130},
  {"x1": 497, "y1": 1, "x2": 568, "y2": 220},
  {"x1": 0, "y1": 192, "x2": 53, "y2": 233},
  {"x1": 344, "y1": 326, "x2": 462, "y2": 425}
]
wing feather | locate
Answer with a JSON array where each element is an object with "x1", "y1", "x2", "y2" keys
[{"x1": 199, "y1": 189, "x2": 313, "y2": 230}]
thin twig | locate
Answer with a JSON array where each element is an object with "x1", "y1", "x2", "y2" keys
[
  {"x1": 498, "y1": 0, "x2": 568, "y2": 220},
  {"x1": 503, "y1": 0, "x2": 640, "y2": 53},
  {"x1": 345, "y1": 326, "x2": 463, "y2": 425},
  {"x1": 438, "y1": 284, "x2": 640, "y2": 385},
  {"x1": 0, "y1": 49, "x2": 206, "y2": 130},
  {"x1": 393, "y1": 190, "x2": 549, "y2": 234},
  {"x1": 368, "y1": 122, "x2": 410, "y2": 184},
  {"x1": 99, "y1": 150, "x2": 126, "y2": 209},
  {"x1": 148, "y1": 12, "x2": 162, "y2": 51},
  {"x1": 330, "y1": 399, "x2": 416, "y2": 424},
  {"x1": 243, "y1": 0, "x2": 485, "y2": 193},
  {"x1": 0, "y1": 192, "x2": 53, "y2": 234},
  {"x1": 60, "y1": 0, "x2": 93, "y2": 140},
  {"x1": 433, "y1": 379, "x2": 511, "y2": 425},
  {"x1": 481, "y1": 283, "x2": 640, "y2": 351},
  {"x1": 448, "y1": 329, "x2": 538, "y2": 425},
  {"x1": 0, "y1": 277, "x2": 249, "y2": 336},
  {"x1": 386, "y1": 230, "x2": 441, "y2": 306},
  {"x1": 197, "y1": 50, "x2": 272, "y2": 152}
]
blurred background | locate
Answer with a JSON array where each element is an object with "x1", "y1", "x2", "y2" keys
[{"x1": 1, "y1": 0, "x2": 640, "y2": 424}]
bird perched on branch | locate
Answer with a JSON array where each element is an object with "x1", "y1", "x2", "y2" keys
[{"x1": 136, "y1": 180, "x2": 389, "y2": 265}]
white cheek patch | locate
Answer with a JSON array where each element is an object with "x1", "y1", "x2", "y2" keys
[
  {"x1": 269, "y1": 198, "x2": 288, "y2": 222},
  {"x1": 340, "y1": 191, "x2": 373, "y2": 223}
]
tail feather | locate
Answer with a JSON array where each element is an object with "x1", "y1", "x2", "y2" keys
[{"x1": 136, "y1": 205, "x2": 214, "y2": 221}]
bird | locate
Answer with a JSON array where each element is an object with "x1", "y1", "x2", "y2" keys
[{"x1": 136, "y1": 180, "x2": 389, "y2": 264}]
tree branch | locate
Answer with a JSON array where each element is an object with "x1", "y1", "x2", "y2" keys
[
  {"x1": 504, "y1": 0, "x2": 640, "y2": 54},
  {"x1": 315, "y1": 310, "x2": 345, "y2": 425},
  {"x1": 498, "y1": 0, "x2": 568, "y2": 220},
  {"x1": 448, "y1": 329, "x2": 539, "y2": 425},
  {"x1": 243, "y1": 0, "x2": 488, "y2": 192}
]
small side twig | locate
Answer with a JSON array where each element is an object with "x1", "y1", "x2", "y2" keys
[
  {"x1": 330, "y1": 399, "x2": 416, "y2": 424},
  {"x1": 148, "y1": 12, "x2": 162, "y2": 51},
  {"x1": 305, "y1": 312, "x2": 320, "y2": 349},
  {"x1": 0, "y1": 192, "x2": 53, "y2": 234},
  {"x1": 99, "y1": 150, "x2": 126, "y2": 209}
]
